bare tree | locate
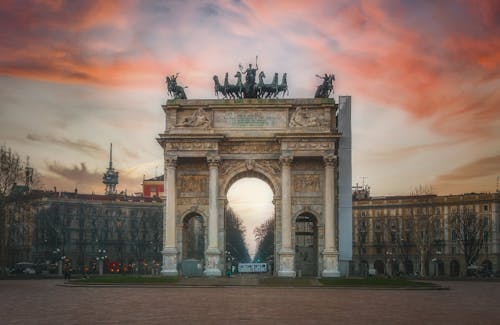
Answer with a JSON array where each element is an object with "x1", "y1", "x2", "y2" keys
[
  {"x1": 412, "y1": 210, "x2": 441, "y2": 277},
  {"x1": 1, "y1": 145, "x2": 39, "y2": 275},
  {"x1": 450, "y1": 208, "x2": 487, "y2": 271},
  {"x1": 394, "y1": 217, "x2": 414, "y2": 275}
]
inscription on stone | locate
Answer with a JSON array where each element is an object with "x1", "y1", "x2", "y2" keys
[{"x1": 214, "y1": 110, "x2": 287, "y2": 128}]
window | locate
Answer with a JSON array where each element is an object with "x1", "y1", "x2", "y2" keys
[
  {"x1": 483, "y1": 216, "x2": 489, "y2": 226},
  {"x1": 451, "y1": 246, "x2": 456, "y2": 255},
  {"x1": 452, "y1": 230, "x2": 457, "y2": 241},
  {"x1": 483, "y1": 205, "x2": 489, "y2": 212},
  {"x1": 484, "y1": 231, "x2": 489, "y2": 242}
]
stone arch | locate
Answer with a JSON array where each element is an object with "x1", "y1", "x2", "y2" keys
[
  {"x1": 221, "y1": 165, "x2": 278, "y2": 198},
  {"x1": 294, "y1": 212, "x2": 318, "y2": 277},
  {"x1": 181, "y1": 212, "x2": 206, "y2": 261}
]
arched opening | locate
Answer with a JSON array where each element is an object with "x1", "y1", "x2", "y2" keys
[
  {"x1": 294, "y1": 214, "x2": 318, "y2": 277},
  {"x1": 450, "y1": 260, "x2": 460, "y2": 277},
  {"x1": 181, "y1": 213, "x2": 205, "y2": 276},
  {"x1": 226, "y1": 176, "x2": 275, "y2": 274},
  {"x1": 374, "y1": 260, "x2": 385, "y2": 275}
]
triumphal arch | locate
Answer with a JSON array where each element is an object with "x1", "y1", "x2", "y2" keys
[{"x1": 158, "y1": 73, "x2": 351, "y2": 277}]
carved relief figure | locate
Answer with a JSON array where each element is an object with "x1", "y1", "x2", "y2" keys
[
  {"x1": 289, "y1": 107, "x2": 321, "y2": 127},
  {"x1": 294, "y1": 175, "x2": 321, "y2": 193},
  {"x1": 180, "y1": 175, "x2": 208, "y2": 193},
  {"x1": 177, "y1": 108, "x2": 210, "y2": 128}
]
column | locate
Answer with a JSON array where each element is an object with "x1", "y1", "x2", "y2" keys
[
  {"x1": 161, "y1": 154, "x2": 178, "y2": 276},
  {"x1": 278, "y1": 154, "x2": 295, "y2": 277},
  {"x1": 204, "y1": 155, "x2": 222, "y2": 276},
  {"x1": 322, "y1": 153, "x2": 340, "y2": 277}
]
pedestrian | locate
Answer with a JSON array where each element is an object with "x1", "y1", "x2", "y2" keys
[{"x1": 63, "y1": 263, "x2": 72, "y2": 281}]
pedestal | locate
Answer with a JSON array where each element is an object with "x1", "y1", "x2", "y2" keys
[
  {"x1": 322, "y1": 249, "x2": 340, "y2": 277},
  {"x1": 161, "y1": 247, "x2": 178, "y2": 276},
  {"x1": 278, "y1": 249, "x2": 296, "y2": 277},
  {"x1": 203, "y1": 248, "x2": 222, "y2": 276}
]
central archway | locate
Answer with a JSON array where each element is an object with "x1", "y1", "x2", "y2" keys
[{"x1": 225, "y1": 172, "x2": 276, "y2": 274}]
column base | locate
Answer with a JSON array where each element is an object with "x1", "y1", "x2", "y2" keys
[
  {"x1": 161, "y1": 247, "x2": 178, "y2": 277},
  {"x1": 204, "y1": 248, "x2": 222, "y2": 277},
  {"x1": 278, "y1": 249, "x2": 295, "y2": 278},
  {"x1": 322, "y1": 249, "x2": 340, "y2": 278}
]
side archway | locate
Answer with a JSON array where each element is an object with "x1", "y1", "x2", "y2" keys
[{"x1": 294, "y1": 213, "x2": 318, "y2": 277}]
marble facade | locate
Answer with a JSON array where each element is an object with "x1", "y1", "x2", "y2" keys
[{"x1": 157, "y1": 98, "x2": 349, "y2": 277}]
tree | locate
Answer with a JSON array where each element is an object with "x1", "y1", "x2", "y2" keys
[
  {"x1": 412, "y1": 210, "x2": 441, "y2": 277},
  {"x1": 253, "y1": 217, "x2": 275, "y2": 264},
  {"x1": 225, "y1": 207, "x2": 251, "y2": 264},
  {"x1": 451, "y1": 208, "x2": 487, "y2": 271},
  {"x1": 1, "y1": 145, "x2": 38, "y2": 275}
]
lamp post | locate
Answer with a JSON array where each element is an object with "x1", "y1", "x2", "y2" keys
[
  {"x1": 432, "y1": 250, "x2": 442, "y2": 277},
  {"x1": 96, "y1": 249, "x2": 107, "y2": 276},
  {"x1": 385, "y1": 250, "x2": 394, "y2": 277},
  {"x1": 225, "y1": 250, "x2": 233, "y2": 277},
  {"x1": 52, "y1": 248, "x2": 63, "y2": 275}
]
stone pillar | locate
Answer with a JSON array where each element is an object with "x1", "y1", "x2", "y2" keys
[
  {"x1": 204, "y1": 155, "x2": 222, "y2": 276},
  {"x1": 322, "y1": 153, "x2": 340, "y2": 277},
  {"x1": 161, "y1": 154, "x2": 178, "y2": 276},
  {"x1": 278, "y1": 154, "x2": 295, "y2": 277}
]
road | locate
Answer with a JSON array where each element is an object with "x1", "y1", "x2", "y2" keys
[{"x1": 0, "y1": 280, "x2": 499, "y2": 324}]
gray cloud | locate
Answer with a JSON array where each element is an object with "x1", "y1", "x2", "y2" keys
[{"x1": 27, "y1": 134, "x2": 105, "y2": 158}]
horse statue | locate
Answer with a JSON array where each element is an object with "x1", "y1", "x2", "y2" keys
[
  {"x1": 213, "y1": 75, "x2": 228, "y2": 99},
  {"x1": 226, "y1": 71, "x2": 243, "y2": 99},
  {"x1": 166, "y1": 73, "x2": 187, "y2": 99},
  {"x1": 314, "y1": 74, "x2": 334, "y2": 98},
  {"x1": 261, "y1": 72, "x2": 279, "y2": 98},
  {"x1": 276, "y1": 73, "x2": 288, "y2": 97},
  {"x1": 256, "y1": 71, "x2": 266, "y2": 98}
]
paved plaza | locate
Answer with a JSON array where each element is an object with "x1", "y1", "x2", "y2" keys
[{"x1": 0, "y1": 279, "x2": 499, "y2": 324}]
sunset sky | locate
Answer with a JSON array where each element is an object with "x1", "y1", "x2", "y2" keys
[{"x1": 1, "y1": 1, "x2": 499, "y2": 249}]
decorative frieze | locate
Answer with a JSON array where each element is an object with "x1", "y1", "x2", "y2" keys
[
  {"x1": 289, "y1": 107, "x2": 322, "y2": 127},
  {"x1": 293, "y1": 174, "x2": 321, "y2": 193},
  {"x1": 166, "y1": 142, "x2": 217, "y2": 151},
  {"x1": 219, "y1": 141, "x2": 280, "y2": 154},
  {"x1": 176, "y1": 108, "x2": 211, "y2": 128},
  {"x1": 179, "y1": 175, "x2": 208, "y2": 193},
  {"x1": 285, "y1": 142, "x2": 333, "y2": 151}
]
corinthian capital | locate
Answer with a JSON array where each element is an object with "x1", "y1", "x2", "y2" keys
[
  {"x1": 279, "y1": 154, "x2": 293, "y2": 166},
  {"x1": 165, "y1": 155, "x2": 178, "y2": 168},
  {"x1": 207, "y1": 155, "x2": 221, "y2": 167},
  {"x1": 323, "y1": 153, "x2": 337, "y2": 166}
]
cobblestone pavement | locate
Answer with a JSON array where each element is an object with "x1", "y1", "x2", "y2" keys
[{"x1": 0, "y1": 280, "x2": 499, "y2": 324}]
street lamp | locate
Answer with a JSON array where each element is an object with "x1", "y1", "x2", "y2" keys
[
  {"x1": 96, "y1": 249, "x2": 107, "y2": 276},
  {"x1": 52, "y1": 248, "x2": 63, "y2": 275},
  {"x1": 432, "y1": 250, "x2": 442, "y2": 277},
  {"x1": 385, "y1": 250, "x2": 394, "y2": 277}
]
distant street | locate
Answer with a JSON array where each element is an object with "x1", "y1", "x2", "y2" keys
[{"x1": 0, "y1": 280, "x2": 499, "y2": 324}]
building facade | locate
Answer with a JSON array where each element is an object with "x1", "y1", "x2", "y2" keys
[
  {"x1": 352, "y1": 190, "x2": 500, "y2": 277},
  {"x1": 142, "y1": 175, "x2": 165, "y2": 198},
  {"x1": 1, "y1": 191, "x2": 163, "y2": 274}
]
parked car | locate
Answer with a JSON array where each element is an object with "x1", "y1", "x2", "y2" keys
[{"x1": 10, "y1": 262, "x2": 36, "y2": 275}]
